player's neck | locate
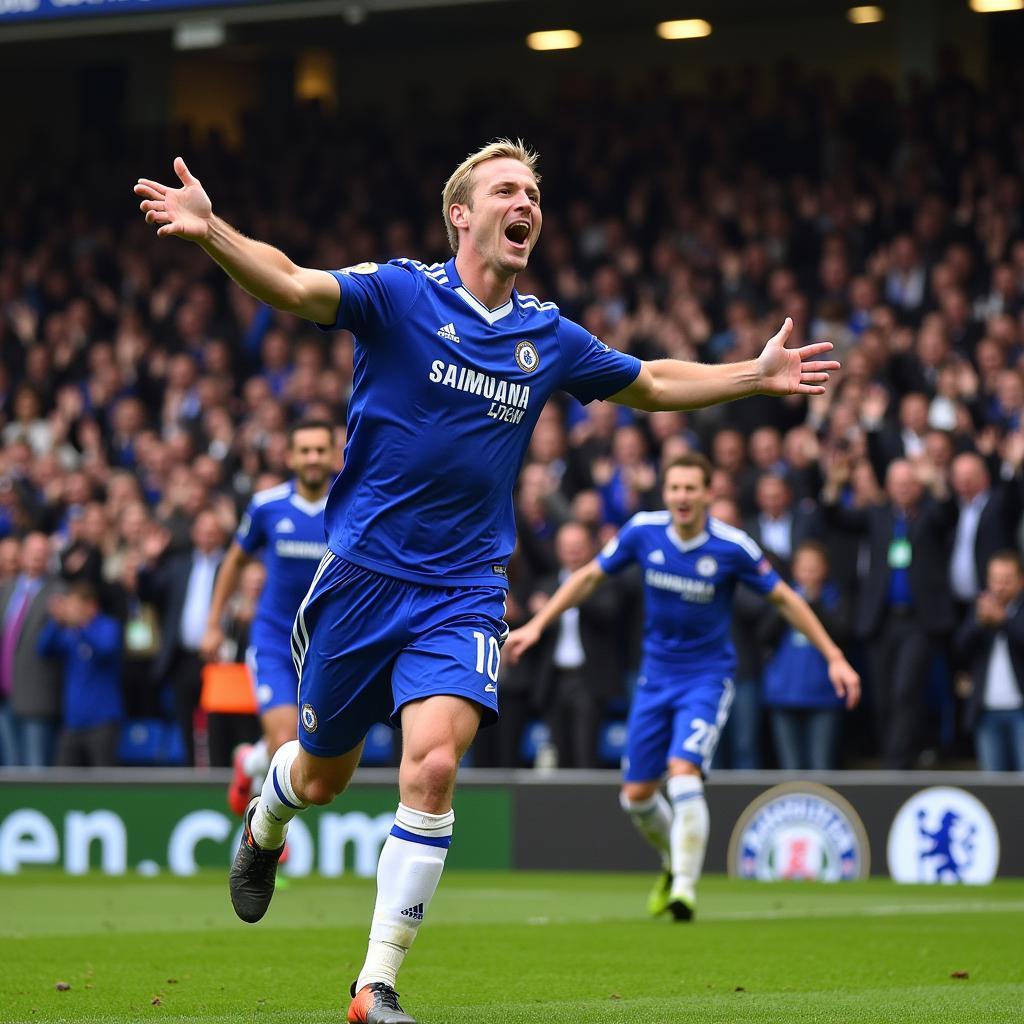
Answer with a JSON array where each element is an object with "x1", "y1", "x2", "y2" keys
[
  {"x1": 295, "y1": 481, "x2": 328, "y2": 503},
  {"x1": 673, "y1": 515, "x2": 707, "y2": 542},
  {"x1": 454, "y1": 252, "x2": 516, "y2": 310}
]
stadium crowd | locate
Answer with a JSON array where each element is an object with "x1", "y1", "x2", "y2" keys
[{"x1": 1, "y1": 58, "x2": 1023, "y2": 772}]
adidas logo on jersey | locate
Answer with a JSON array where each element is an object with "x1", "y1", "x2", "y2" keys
[
  {"x1": 649, "y1": 549, "x2": 666, "y2": 564},
  {"x1": 400, "y1": 903, "x2": 424, "y2": 921},
  {"x1": 275, "y1": 518, "x2": 296, "y2": 533},
  {"x1": 437, "y1": 322, "x2": 460, "y2": 344}
]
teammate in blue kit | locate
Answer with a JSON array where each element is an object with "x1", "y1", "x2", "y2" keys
[
  {"x1": 135, "y1": 140, "x2": 840, "y2": 1023},
  {"x1": 201, "y1": 420, "x2": 336, "y2": 816},
  {"x1": 506, "y1": 452, "x2": 860, "y2": 920}
]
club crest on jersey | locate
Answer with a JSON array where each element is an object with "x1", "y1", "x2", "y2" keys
[
  {"x1": 340, "y1": 261, "x2": 379, "y2": 275},
  {"x1": 514, "y1": 340, "x2": 540, "y2": 373},
  {"x1": 301, "y1": 703, "x2": 318, "y2": 733},
  {"x1": 696, "y1": 556, "x2": 718, "y2": 577}
]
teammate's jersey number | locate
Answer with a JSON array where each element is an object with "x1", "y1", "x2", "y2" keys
[
  {"x1": 681, "y1": 717, "x2": 719, "y2": 760},
  {"x1": 472, "y1": 630, "x2": 500, "y2": 684}
]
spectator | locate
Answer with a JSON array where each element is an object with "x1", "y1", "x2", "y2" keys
[
  {"x1": 0, "y1": 533, "x2": 64, "y2": 768},
  {"x1": 948, "y1": 447, "x2": 1024, "y2": 617},
  {"x1": 823, "y1": 457, "x2": 956, "y2": 768},
  {"x1": 38, "y1": 581, "x2": 124, "y2": 768},
  {"x1": 954, "y1": 552, "x2": 1024, "y2": 772},
  {"x1": 761, "y1": 542, "x2": 850, "y2": 770},
  {"x1": 0, "y1": 537, "x2": 21, "y2": 584},
  {"x1": 138, "y1": 510, "x2": 227, "y2": 766},
  {"x1": 744, "y1": 473, "x2": 821, "y2": 578},
  {"x1": 529, "y1": 522, "x2": 625, "y2": 768}
]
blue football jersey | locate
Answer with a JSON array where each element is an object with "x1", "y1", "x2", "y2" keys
[
  {"x1": 318, "y1": 257, "x2": 641, "y2": 588},
  {"x1": 598, "y1": 512, "x2": 781, "y2": 675},
  {"x1": 235, "y1": 481, "x2": 329, "y2": 651}
]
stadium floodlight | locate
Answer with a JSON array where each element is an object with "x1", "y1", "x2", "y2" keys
[
  {"x1": 969, "y1": 0, "x2": 1023, "y2": 10},
  {"x1": 656, "y1": 19, "x2": 712, "y2": 39},
  {"x1": 847, "y1": 5, "x2": 884, "y2": 23},
  {"x1": 526, "y1": 29, "x2": 582, "y2": 50},
  {"x1": 173, "y1": 19, "x2": 226, "y2": 50}
]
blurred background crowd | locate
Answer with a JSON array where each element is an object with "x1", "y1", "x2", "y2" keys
[{"x1": 2, "y1": 48, "x2": 1024, "y2": 773}]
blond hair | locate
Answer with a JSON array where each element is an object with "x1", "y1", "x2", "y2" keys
[{"x1": 441, "y1": 138, "x2": 540, "y2": 254}]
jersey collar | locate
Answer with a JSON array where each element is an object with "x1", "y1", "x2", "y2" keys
[
  {"x1": 289, "y1": 492, "x2": 328, "y2": 516},
  {"x1": 665, "y1": 522, "x2": 709, "y2": 553},
  {"x1": 445, "y1": 259, "x2": 515, "y2": 326}
]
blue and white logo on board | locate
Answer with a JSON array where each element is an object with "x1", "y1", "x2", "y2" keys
[
  {"x1": 887, "y1": 787, "x2": 999, "y2": 885},
  {"x1": 727, "y1": 782, "x2": 869, "y2": 882}
]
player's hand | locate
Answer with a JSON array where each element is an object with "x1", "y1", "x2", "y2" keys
[
  {"x1": 828, "y1": 656, "x2": 861, "y2": 709},
  {"x1": 200, "y1": 624, "x2": 225, "y2": 662},
  {"x1": 503, "y1": 622, "x2": 542, "y2": 665},
  {"x1": 134, "y1": 157, "x2": 213, "y2": 241},
  {"x1": 756, "y1": 318, "x2": 839, "y2": 397}
]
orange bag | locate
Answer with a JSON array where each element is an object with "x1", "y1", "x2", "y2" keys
[{"x1": 200, "y1": 662, "x2": 258, "y2": 715}]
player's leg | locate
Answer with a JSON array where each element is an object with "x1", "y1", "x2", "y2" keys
[
  {"x1": 351, "y1": 694, "x2": 480, "y2": 1008},
  {"x1": 619, "y1": 675, "x2": 674, "y2": 915},
  {"x1": 231, "y1": 554, "x2": 401, "y2": 923},
  {"x1": 664, "y1": 677, "x2": 734, "y2": 920},
  {"x1": 349, "y1": 586, "x2": 503, "y2": 1024},
  {"x1": 228, "y1": 647, "x2": 295, "y2": 816}
]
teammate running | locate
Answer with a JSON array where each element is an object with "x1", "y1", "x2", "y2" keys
[
  {"x1": 135, "y1": 140, "x2": 840, "y2": 1024},
  {"x1": 201, "y1": 420, "x2": 335, "y2": 814},
  {"x1": 505, "y1": 453, "x2": 860, "y2": 920}
]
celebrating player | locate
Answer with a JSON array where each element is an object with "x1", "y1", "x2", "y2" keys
[
  {"x1": 135, "y1": 141, "x2": 839, "y2": 1024},
  {"x1": 505, "y1": 453, "x2": 860, "y2": 920},
  {"x1": 201, "y1": 420, "x2": 336, "y2": 816}
]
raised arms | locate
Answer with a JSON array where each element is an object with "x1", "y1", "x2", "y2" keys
[
  {"x1": 134, "y1": 157, "x2": 340, "y2": 325},
  {"x1": 610, "y1": 318, "x2": 839, "y2": 412}
]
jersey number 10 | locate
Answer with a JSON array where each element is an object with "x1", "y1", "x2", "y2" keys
[{"x1": 472, "y1": 630, "x2": 500, "y2": 683}]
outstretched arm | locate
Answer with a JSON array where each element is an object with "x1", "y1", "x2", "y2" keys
[
  {"x1": 767, "y1": 580, "x2": 861, "y2": 709},
  {"x1": 610, "y1": 318, "x2": 838, "y2": 412},
  {"x1": 503, "y1": 558, "x2": 607, "y2": 663},
  {"x1": 200, "y1": 541, "x2": 251, "y2": 661},
  {"x1": 134, "y1": 157, "x2": 340, "y2": 324}
]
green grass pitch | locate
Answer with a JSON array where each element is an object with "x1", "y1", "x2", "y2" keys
[{"x1": 2, "y1": 872, "x2": 1022, "y2": 1023}]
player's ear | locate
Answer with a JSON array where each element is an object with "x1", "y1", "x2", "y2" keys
[{"x1": 449, "y1": 203, "x2": 470, "y2": 230}]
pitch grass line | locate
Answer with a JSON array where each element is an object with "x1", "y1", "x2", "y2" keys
[{"x1": 2, "y1": 874, "x2": 1022, "y2": 1024}]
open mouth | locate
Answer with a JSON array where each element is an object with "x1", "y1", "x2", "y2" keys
[{"x1": 504, "y1": 221, "x2": 530, "y2": 246}]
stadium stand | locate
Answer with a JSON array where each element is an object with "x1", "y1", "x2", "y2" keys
[{"x1": 1, "y1": 59, "x2": 1023, "y2": 771}]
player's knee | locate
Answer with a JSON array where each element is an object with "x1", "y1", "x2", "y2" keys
[
  {"x1": 299, "y1": 776, "x2": 339, "y2": 806},
  {"x1": 410, "y1": 746, "x2": 459, "y2": 799},
  {"x1": 667, "y1": 759, "x2": 702, "y2": 779},
  {"x1": 622, "y1": 781, "x2": 659, "y2": 803}
]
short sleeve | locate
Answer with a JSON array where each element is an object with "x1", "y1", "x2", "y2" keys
[
  {"x1": 317, "y1": 260, "x2": 423, "y2": 336},
  {"x1": 734, "y1": 538, "x2": 781, "y2": 595},
  {"x1": 235, "y1": 501, "x2": 265, "y2": 555},
  {"x1": 557, "y1": 318, "x2": 641, "y2": 405},
  {"x1": 597, "y1": 520, "x2": 640, "y2": 576}
]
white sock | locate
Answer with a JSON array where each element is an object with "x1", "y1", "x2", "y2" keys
[
  {"x1": 619, "y1": 790, "x2": 672, "y2": 870},
  {"x1": 244, "y1": 739, "x2": 270, "y2": 796},
  {"x1": 667, "y1": 774, "x2": 709, "y2": 902},
  {"x1": 250, "y1": 740, "x2": 307, "y2": 850},
  {"x1": 356, "y1": 803, "x2": 454, "y2": 991}
]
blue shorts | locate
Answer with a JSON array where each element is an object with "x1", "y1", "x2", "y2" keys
[
  {"x1": 623, "y1": 666, "x2": 735, "y2": 781},
  {"x1": 291, "y1": 552, "x2": 507, "y2": 757},
  {"x1": 245, "y1": 644, "x2": 298, "y2": 714}
]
